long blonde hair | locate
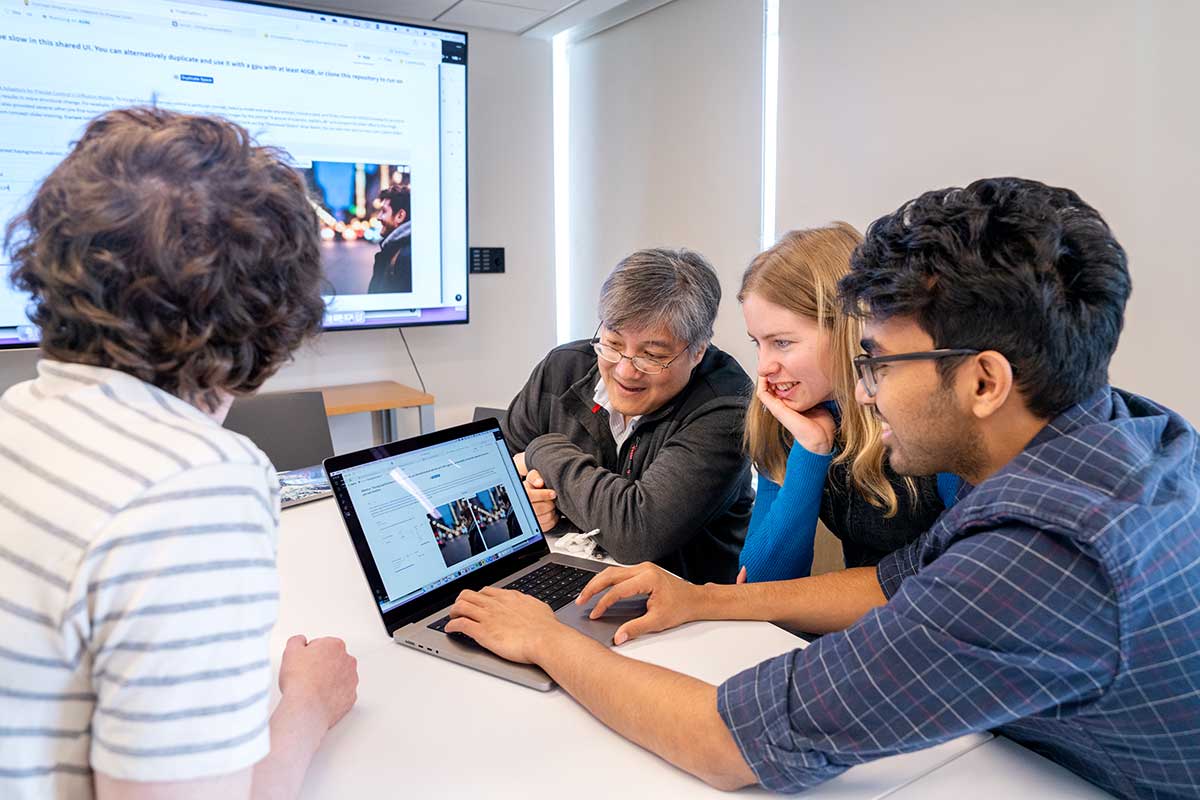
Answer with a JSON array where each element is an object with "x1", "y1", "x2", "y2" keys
[{"x1": 739, "y1": 222, "x2": 898, "y2": 514}]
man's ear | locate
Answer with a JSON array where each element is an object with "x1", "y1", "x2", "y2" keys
[
  {"x1": 964, "y1": 350, "x2": 1015, "y2": 420},
  {"x1": 691, "y1": 342, "x2": 708, "y2": 366},
  {"x1": 398, "y1": 208, "x2": 408, "y2": 224}
]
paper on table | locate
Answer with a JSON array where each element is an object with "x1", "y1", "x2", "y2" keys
[{"x1": 553, "y1": 527, "x2": 602, "y2": 558}]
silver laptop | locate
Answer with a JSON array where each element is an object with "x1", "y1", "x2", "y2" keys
[{"x1": 325, "y1": 418, "x2": 644, "y2": 691}]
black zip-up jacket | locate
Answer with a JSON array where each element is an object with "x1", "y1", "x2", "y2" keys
[{"x1": 503, "y1": 340, "x2": 754, "y2": 584}]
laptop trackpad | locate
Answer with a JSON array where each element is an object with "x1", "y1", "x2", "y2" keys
[{"x1": 557, "y1": 595, "x2": 648, "y2": 641}]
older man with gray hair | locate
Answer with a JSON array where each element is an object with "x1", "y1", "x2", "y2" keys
[{"x1": 503, "y1": 248, "x2": 754, "y2": 584}]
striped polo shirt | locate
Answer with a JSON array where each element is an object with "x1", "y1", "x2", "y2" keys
[{"x1": 0, "y1": 360, "x2": 281, "y2": 798}]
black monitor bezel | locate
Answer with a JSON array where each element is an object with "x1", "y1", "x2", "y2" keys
[
  {"x1": 0, "y1": 0, "x2": 469, "y2": 350},
  {"x1": 324, "y1": 418, "x2": 550, "y2": 637}
]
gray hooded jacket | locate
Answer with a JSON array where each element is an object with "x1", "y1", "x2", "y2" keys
[{"x1": 503, "y1": 339, "x2": 754, "y2": 584}]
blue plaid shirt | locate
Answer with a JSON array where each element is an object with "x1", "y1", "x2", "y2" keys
[{"x1": 718, "y1": 388, "x2": 1200, "y2": 799}]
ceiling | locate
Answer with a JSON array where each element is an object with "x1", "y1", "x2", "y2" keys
[{"x1": 289, "y1": 0, "x2": 673, "y2": 38}]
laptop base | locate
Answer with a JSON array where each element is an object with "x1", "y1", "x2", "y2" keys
[{"x1": 395, "y1": 552, "x2": 646, "y2": 691}]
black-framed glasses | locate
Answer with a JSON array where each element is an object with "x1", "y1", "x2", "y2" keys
[
  {"x1": 853, "y1": 349, "x2": 980, "y2": 397},
  {"x1": 591, "y1": 327, "x2": 689, "y2": 375}
]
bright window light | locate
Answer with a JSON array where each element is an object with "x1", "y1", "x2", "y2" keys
[
  {"x1": 553, "y1": 33, "x2": 571, "y2": 344},
  {"x1": 761, "y1": 0, "x2": 779, "y2": 250}
]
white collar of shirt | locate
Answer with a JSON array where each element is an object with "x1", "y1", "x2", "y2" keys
[{"x1": 594, "y1": 377, "x2": 641, "y2": 449}]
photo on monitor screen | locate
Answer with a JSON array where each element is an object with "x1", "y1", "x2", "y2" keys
[
  {"x1": 303, "y1": 161, "x2": 413, "y2": 296},
  {"x1": 0, "y1": 0, "x2": 468, "y2": 349}
]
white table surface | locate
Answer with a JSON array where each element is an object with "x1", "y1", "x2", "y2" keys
[
  {"x1": 271, "y1": 498, "x2": 990, "y2": 799},
  {"x1": 887, "y1": 736, "x2": 1116, "y2": 799}
]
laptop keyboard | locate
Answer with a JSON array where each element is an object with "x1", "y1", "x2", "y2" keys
[
  {"x1": 503, "y1": 562, "x2": 596, "y2": 609},
  {"x1": 427, "y1": 562, "x2": 596, "y2": 638}
]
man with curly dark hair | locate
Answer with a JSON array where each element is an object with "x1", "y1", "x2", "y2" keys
[
  {"x1": 444, "y1": 178, "x2": 1200, "y2": 799},
  {"x1": 0, "y1": 108, "x2": 358, "y2": 800}
]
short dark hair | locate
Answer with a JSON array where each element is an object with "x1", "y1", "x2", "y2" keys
[
  {"x1": 378, "y1": 185, "x2": 410, "y2": 220},
  {"x1": 4, "y1": 107, "x2": 327, "y2": 410},
  {"x1": 839, "y1": 177, "x2": 1131, "y2": 418}
]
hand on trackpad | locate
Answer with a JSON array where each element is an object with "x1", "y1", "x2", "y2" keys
[{"x1": 579, "y1": 593, "x2": 648, "y2": 619}]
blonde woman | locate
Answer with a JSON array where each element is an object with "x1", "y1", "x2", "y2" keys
[{"x1": 738, "y1": 223, "x2": 961, "y2": 581}]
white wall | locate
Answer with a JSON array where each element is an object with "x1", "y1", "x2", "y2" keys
[
  {"x1": 564, "y1": 0, "x2": 1200, "y2": 421},
  {"x1": 566, "y1": 0, "x2": 763, "y2": 369},
  {"x1": 775, "y1": 0, "x2": 1200, "y2": 422},
  {"x1": 0, "y1": 26, "x2": 556, "y2": 453}
]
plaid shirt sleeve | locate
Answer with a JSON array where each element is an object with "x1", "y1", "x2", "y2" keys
[
  {"x1": 717, "y1": 524, "x2": 1120, "y2": 793},
  {"x1": 875, "y1": 535, "x2": 923, "y2": 598}
]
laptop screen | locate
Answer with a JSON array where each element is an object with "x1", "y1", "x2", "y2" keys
[{"x1": 326, "y1": 426, "x2": 544, "y2": 615}]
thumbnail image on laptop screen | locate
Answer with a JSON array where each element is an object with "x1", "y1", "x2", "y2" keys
[{"x1": 327, "y1": 429, "x2": 543, "y2": 613}]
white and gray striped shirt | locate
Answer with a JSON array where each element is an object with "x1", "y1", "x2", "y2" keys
[{"x1": 0, "y1": 360, "x2": 281, "y2": 798}]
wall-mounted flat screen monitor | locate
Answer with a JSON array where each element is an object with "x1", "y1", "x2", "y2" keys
[{"x1": 0, "y1": 0, "x2": 468, "y2": 349}]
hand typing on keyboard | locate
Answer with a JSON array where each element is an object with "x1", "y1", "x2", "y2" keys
[
  {"x1": 429, "y1": 563, "x2": 596, "y2": 645},
  {"x1": 444, "y1": 586, "x2": 568, "y2": 665}
]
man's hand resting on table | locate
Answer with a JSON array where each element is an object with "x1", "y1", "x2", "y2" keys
[
  {"x1": 575, "y1": 563, "x2": 707, "y2": 645},
  {"x1": 278, "y1": 635, "x2": 359, "y2": 730}
]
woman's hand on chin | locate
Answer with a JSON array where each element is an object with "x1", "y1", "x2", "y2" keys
[{"x1": 756, "y1": 376, "x2": 837, "y2": 455}]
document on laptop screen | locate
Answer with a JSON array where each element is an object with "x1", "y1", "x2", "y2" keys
[{"x1": 329, "y1": 430, "x2": 542, "y2": 612}]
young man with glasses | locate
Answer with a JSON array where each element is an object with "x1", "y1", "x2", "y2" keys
[
  {"x1": 449, "y1": 178, "x2": 1200, "y2": 799},
  {"x1": 502, "y1": 248, "x2": 755, "y2": 584}
]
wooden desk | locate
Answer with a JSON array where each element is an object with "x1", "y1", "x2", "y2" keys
[
  {"x1": 271, "y1": 499, "x2": 990, "y2": 799},
  {"x1": 316, "y1": 380, "x2": 435, "y2": 441}
]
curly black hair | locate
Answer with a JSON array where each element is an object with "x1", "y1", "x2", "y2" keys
[
  {"x1": 378, "y1": 184, "x2": 411, "y2": 220},
  {"x1": 4, "y1": 107, "x2": 328, "y2": 410},
  {"x1": 838, "y1": 177, "x2": 1131, "y2": 419}
]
